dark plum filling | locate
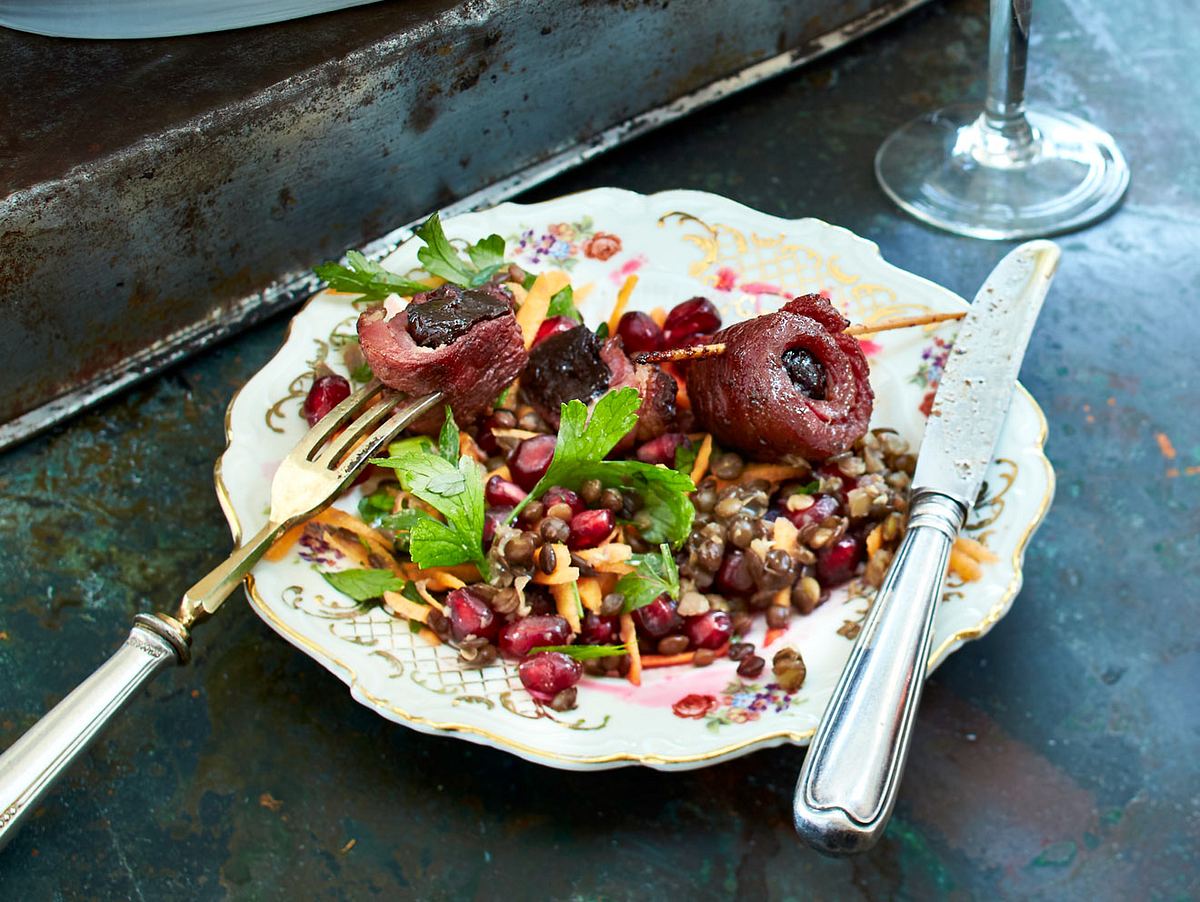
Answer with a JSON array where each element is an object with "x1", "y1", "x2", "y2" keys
[
  {"x1": 405, "y1": 285, "x2": 508, "y2": 348},
  {"x1": 782, "y1": 346, "x2": 827, "y2": 400},
  {"x1": 522, "y1": 326, "x2": 612, "y2": 416}
]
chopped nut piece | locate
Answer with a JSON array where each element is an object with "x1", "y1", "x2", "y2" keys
[{"x1": 677, "y1": 591, "x2": 711, "y2": 617}]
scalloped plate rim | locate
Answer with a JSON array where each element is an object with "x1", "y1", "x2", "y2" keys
[{"x1": 214, "y1": 187, "x2": 1055, "y2": 771}]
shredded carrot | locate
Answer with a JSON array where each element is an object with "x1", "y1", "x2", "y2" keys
[
  {"x1": 324, "y1": 531, "x2": 378, "y2": 570},
  {"x1": 417, "y1": 627, "x2": 442, "y2": 647},
  {"x1": 530, "y1": 543, "x2": 580, "y2": 585},
  {"x1": 551, "y1": 582, "x2": 582, "y2": 633},
  {"x1": 593, "y1": 561, "x2": 636, "y2": 575},
  {"x1": 649, "y1": 306, "x2": 667, "y2": 327},
  {"x1": 594, "y1": 571, "x2": 620, "y2": 596},
  {"x1": 606, "y1": 274, "x2": 639, "y2": 336},
  {"x1": 382, "y1": 590, "x2": 430, "y2": 624},
  {"x1": 738, "y1": 463, "x2": 812, "y2": 485},
  {"x1": 577, "y1": 577, "x2": 603, "y2": 613},
  {"x1": 515, "y1": 271, "x2": 571, "y2": 349},
  {"x1": 955, "y1": 535, "x2": 998, "y2": 563},
  {"x1": 401, "y1": 563, "x2": 477, "y2": 593},
  {"x1": 264, "y1": 522, "x2": 305, "y2": 561},
  {"x1": 689, "y1": 433, "x2": 713, "y2": 485},
  {"x1": 675, "y1": 379, "x2": 691, "y2": 411},
  {"x1": 641, "y1": 641, "x2": 731, "y2": 668},
  {"x1": 459, "y1": 432, "x2": 487, "y2": 462},
  {"x1": 763, "y1": 627, "x2": 786, "y2": 648},
  {"x1": 313, "y1": 508, "x2": 394, "y2": 558},
  {"x1": 949, "y1": 548, "x2": 983, "y2": 582},
  {"x1": 423, "y1": 571, "x2": 467, "y2": 593},
  {"x1": 639, "y1": 651, "x2": 695, "y2": 668},
  {"x1": 506, "y1": 281, "x2": 528, "y2": 307},
  {"x1": 619, "y1": 613, "x2": 641, "y2": 686},
  {"x1": 866, "y1": 525, "x2": 883, "y2": 559},
  {"x1": 486, "y1": 463, "x2": 512, "y2": 481}
]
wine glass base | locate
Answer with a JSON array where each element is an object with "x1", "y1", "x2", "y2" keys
[{"x1": 875, "y1": 104, "x2": 1130, "y2": 240}]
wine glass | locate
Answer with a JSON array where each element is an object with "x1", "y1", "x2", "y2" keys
[{"x1": 874, "y1": 0, "x2": 1129, "y2": 239}]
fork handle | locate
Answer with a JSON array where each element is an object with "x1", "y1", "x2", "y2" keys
[
  {"x1": 0, "y1": 614, "x2": 189, "y2": 851},
  {"x1": 793, "y1": 491, "x2": 964, "y2": 855}
]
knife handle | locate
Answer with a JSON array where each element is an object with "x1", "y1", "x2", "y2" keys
[
  {"x1": 0, "y1": 614, "x2": 189, "y2": 851},
  {"x1": 793, "y1": 491, "x2": 965, "y2": 856}
]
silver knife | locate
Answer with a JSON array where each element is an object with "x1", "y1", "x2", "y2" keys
[{"x1": 792, "y1": 239, "x2": 1061, "y2": 855}]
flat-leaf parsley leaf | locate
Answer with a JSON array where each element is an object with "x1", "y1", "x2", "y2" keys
[
  {"x1": 616, "y1": 544, "x2": 680, "y2": 613},
  {"x1": 371, "y1": 415, "x2": 490, "y2": 578},
  {"x1": 509, "y1": 389, "x2": 695, "y2": 547},
  {"x1": 320, "y1": 568, "x2": 405, "y2": 603}
]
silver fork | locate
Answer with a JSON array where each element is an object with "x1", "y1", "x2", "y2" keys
[{"x1": 0, "y1": 380, "x2": 441, "y2": 849}]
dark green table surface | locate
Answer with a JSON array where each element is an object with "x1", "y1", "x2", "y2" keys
[{"x1": 2, "y1": 0, "x2": 1197, "y2": 897}]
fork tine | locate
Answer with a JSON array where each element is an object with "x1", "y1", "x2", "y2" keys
[
  {"x1": 312, "y1": 394, "x2": 400, "y2": 467},
  {"x1": 293, "y1": 378, "x2": 386, "y2": 461},
  {"x1": 331, "y1": 391, "x2": 443, "y2": 480}
]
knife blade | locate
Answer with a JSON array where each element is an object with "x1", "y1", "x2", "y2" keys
[
  {"x1": 793, "y1": 240, "x2": 1060, "y2": 856},
  {"x1": 913, "y1": 240, "x2": 1061, "y2": 508}
]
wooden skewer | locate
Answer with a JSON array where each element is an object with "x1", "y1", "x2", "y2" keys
[
  {"x1": 843, "y1": 310, "x2": 965, "y2": 336},
  {"x1": 633, "y1": 310, "x2": 966, "y2": 364}
]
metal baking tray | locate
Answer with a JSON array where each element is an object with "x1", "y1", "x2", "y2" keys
[{"x1": 0, "y1": 0, "x2": 927, "y2": 449}]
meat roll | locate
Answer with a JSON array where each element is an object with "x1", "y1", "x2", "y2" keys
[
  {"x1": 522, "y1": 326, "x2": 676, "y2": 442},
  {"x1": 357, "y1": 284, "x2": 528, "y2": 433},
  {"x1": 686, "y1": 294, "x2": 873, "y2": 460}
]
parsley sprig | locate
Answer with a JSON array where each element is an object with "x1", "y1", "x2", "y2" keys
[
  {"x1": 416, "y1": 213, "x2": 508, "y2": 288},
  {"x1": 615, "y1": 544, "x2": 680, "y2": 613},
  {"x1": 529, "y1": 644, "x2": 630, "y2": 659},
  {"x1": 314, "y1": 250, "x2": 432, "y2": 301},
  {"x1": 508, "y1": 389, "x2": 696, "y2": 547},
  {"x1": 314, "y1": 212, "x2": 509, "y2": 300},
  {"x1": 371, "y1": 407, "x2": 491, "y2": 578},
  {"x1": 320, "y1": 568, "x2": 405, "y2": 604}
]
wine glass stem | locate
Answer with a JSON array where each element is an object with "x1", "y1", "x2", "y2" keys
[{"x1": 982, "y1": 0, "x2": 1036, "y2": 151}]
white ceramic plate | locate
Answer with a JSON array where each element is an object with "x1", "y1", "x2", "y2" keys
[{"x1": 216, "y1": 188, "x2": 1053, "y2": 771}]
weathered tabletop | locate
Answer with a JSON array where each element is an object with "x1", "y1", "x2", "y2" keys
[{"x1": 1, "y1": 0, "x2": 1196, "y2": 896}]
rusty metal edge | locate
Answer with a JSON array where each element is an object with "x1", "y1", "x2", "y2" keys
[{"x1": 0, "y1": 0, "x2": 928, "y2": 452}]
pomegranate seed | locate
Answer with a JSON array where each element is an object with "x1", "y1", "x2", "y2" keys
[
  {"x1": 485, "y1": 475, "x2": 527, "y2": 507},
  {"x1": 816, "y1": 535, "x2": 863, "y2": 585},
  {"x1": 568, "y1": 509, "x2": 615, "y2": 549},
  {"x1": 303, "y1": 374, "x2": 351, "y2": 426},
  {"x1": 519, "y1": 652, "x2": 583, "y2": 700},
  {"x1": 636, "y1": 433, "x2": 691, "y2": 467},
  {"x1": 444, "y1": 588, "x2": 499, "y2": 642},
  {"x1": 615, "y1": 311, "x2": 663, "y2": 354},
  {"x1": 685, "y1": 610, "x2": 733, "y2": 649},
  {"x1": 715, "y1": 551, "x2": 754, "y2": 596},
  {"x1": 783, "y1": 493, "x2": 840, "y2": 531},
  {"x1": 580, "y1": 613, "x2": 619, "y2": 644},
  {"x1": 483, "y1": 508, "x2": 510, "y2": 545},
  {"x1": 533, "y1": 316, "x2": 578, "y2": 347},
  {"x1": 662, "y1": 297, "x2": 721, "y2": 347},
  {"x1": 633, "y1": 595, "x2": 681, "y2": 637},
  {"x1": 499, "y1": 615, "x2": 570, "y2": 657},
  {"x1": 508, "y1": 434, "x2": 557, "y2": 491},
  {"x1": 542, "y1": 486, "x2": 584, "y2": 517}
]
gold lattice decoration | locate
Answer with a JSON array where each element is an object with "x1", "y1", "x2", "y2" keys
[
  {"x1": 658, "y1": 212, "x2": 936, "y2": 327},
  {"x1": 280, "y1": 586, "x2": 612, "y2": 726}
]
